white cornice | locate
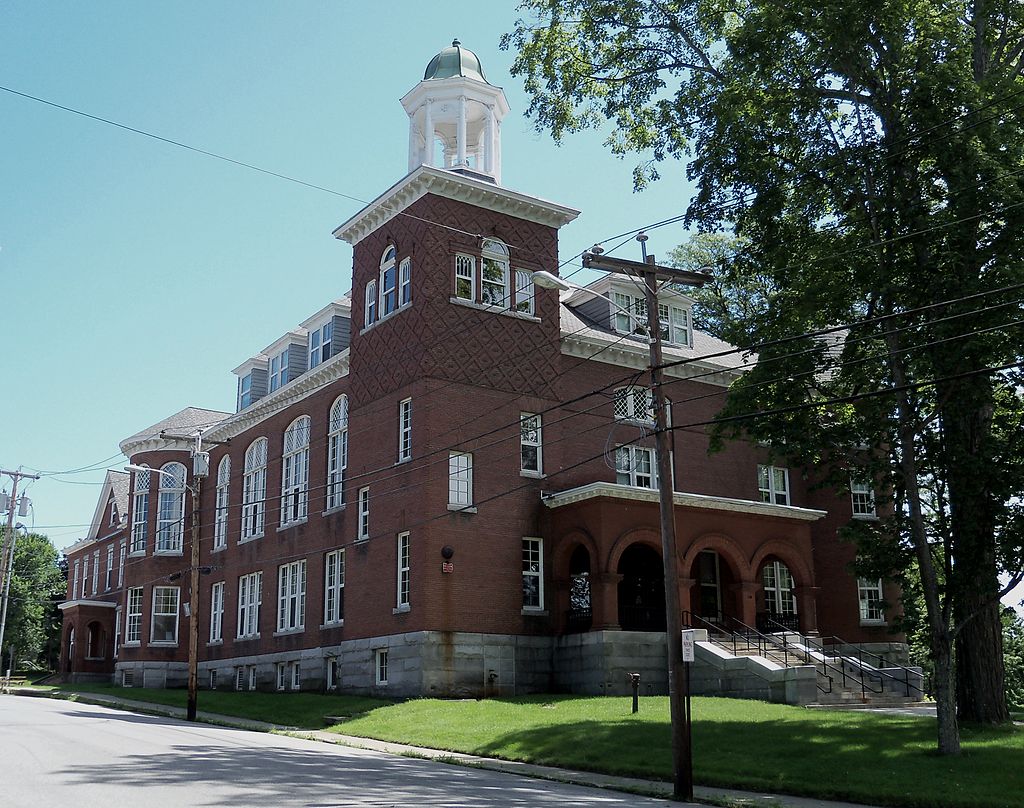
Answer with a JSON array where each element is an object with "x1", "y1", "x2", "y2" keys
[
  {"x1": 541, "y1": 482, "x2": 827, "y2": 522},
  {"x1": 58, "y1": 600, "x2": 118, "y2": 611},
  {"x1": 205, "y1": 349, "x2": 350, "y2": 443},
  {"x1": 560, "y1": 335, "x2": 742, "y2": 387},
  {"x1": 333, "y1": 165, "x2": 580, "y2": 246},
  {"x1": 122, "y1": 435, "x2": 195, "y2": 458}
]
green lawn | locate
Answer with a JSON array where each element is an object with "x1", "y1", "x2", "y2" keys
[{"x1": 49, "y1": 686, "x2": 1022, "y2": 808}]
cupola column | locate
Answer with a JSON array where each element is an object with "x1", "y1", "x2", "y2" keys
[
  {"x1": 484, "y1": 105, "x2": 495, "y2": 175},
  {"x1": 456, "y1": 95, "x2": 467, "y2": 167},
  {"x1": 423, "y1": 99, "x2": 433, "y2": 167}
]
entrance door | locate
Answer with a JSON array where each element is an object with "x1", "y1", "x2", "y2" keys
[
  {"x1": 697, "y1": 550, "x2": 722, "y2": 622},
  {"x1": 761, "y1": 559, "x2": 798, "y2": 630}
]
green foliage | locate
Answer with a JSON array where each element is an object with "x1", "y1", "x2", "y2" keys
[
  {"x1": 3, "y1": 531, "x2": 65, "y2": 667},
  {"x1": 1004, "y1": 609, "x2": 1024, "y2": 709}
]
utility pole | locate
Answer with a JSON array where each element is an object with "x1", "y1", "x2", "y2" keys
[
  {"x1": 583, "y1": 242, "x2": 710, "y2": 802},
  {"x1": 0, "y1": 468, "x2": 39, "y2": 673}
]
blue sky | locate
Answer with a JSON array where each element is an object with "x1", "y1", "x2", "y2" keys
[{"x1": 1, "y1": 2, "x2": 695, "y2": 547}]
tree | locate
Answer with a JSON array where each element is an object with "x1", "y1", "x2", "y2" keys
[
  {"x1": 1, "y1": 530, "x2": 65, "y2": 669},
  {"x1": 504, "y1": 0, "x2": 1024, "y2": 752}
]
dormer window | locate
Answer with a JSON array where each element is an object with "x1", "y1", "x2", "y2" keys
[
  {"x1": 239, "y1": 373, "x2": 254, "y2": 409},
  {"x1": 611, "y1": 291, "x2": 691, "y2": 347},
  {"x1": 481, "y1": 238, "x2": 510, "y2": 307},
  {"x1": 270, "y1": 348, "x2": 290, "y2": 392},
  {"x1": 309, "y1": 321, "x2": 333, "y2": 369}
]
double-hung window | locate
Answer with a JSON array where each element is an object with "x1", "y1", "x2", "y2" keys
[
  {"x1": 81, "y1": 555, "x2": 90, "y2": 598},
  {"x1": 520, "y1": 413, "x2": 542, "y2": 475},
  {"x1": 851, "y1": 478, "x2": 877, "y2": 518},
  {"x1": 277, "y1": 560, "x2": 306, "y2": 633},
  {"x1": 238, "y1": 372, "x2": 254, "y2": 409},
  {"x1": 396, "y1": 532, "x2": 410, "y2": 610},
  {"x1": 858, "y1": 578, "x2": 885, "y2": 623},
  {"x1": 375, "y1": 649, "x2": 389, "y2": 685},
  {"x1": 448, "y1": 452, "x2": 473, "y2": 507},
  {"x1": 357, "y1": 487, "x2": 370, "y2": 540},
  {"x1": 308, "y1": 320, "x2": 333, "y2": 368},
  {"x1": 615, "y1": 445, "x2": 657, "y2": 489},
  {"x1": 214, "y1": 456, "x2": 230, "y2": 549},
  {"x1": 131, "y1": 468, "x2": 149, "y2": 553},
  {"x1": 209, "y1": 581, "x2": 224, "y2": 643},
  {"x1": 326, "y1": 396, "x2": 348, "y2": 510},
  {"x1": 156, "y1": 463, "x2": 186, "y2": 553},
  {"x1": 480, "y1": 239, "x2": 510, "y2": 307},
  {"x1": 758, "y1": 465, "x2": 791, "y2": 505},
  {"x1": 117, "y1": 541, "x2": 126, "y2": 587},
  {"x1": 380, "y1": 246, "x2": 398, "y2": 317},
  {"x1": 242, "y1": 438, "x2": 267, "y2": 539},
  {"x1": 150, "y1": 586, "x2": 180, "y2": 645},
  {"x1": 614, "y1": 386, "x2": 654, "y2": 423},
  {"x1": 365, "y1": 279, "x2": 378, "y2": 326},
  {"x1": 324, "y1": 549, "x2": 345, "y2": 625},
  {"x1": 125, "y1": 587, "x2": 143, "y2": 644},
  {"x1": 281, "y1": 416, "x2": 310, "y2": 525},
  {"x1": 398, "y1": 398, "x2": 412, "y2": 462},
  {"x1": 522, "y1": 538, "x2": 544, "y2": 610},
  {"x1": 105, "y1": 545, "x2": 114, "y2": 590},
  {"x1": 71, "y1": 561, "x2": 80, "y2": 600},
  {"x1": 237, "y1": 571, "x2": 262, "y2": 639},
  {"x1": 399, "y1": 258, "x2": 412, "y2": 306},
  {"x1": 658, "y1": 303, "x2": 691, "y2": 346},
  {"x1": 454, "y1": 254, "x2": 475, "y2": 301},
  {"x1": 91, "y1": 550, "x2": 100, "y2": 595},
  {"x1": 514, "y1": 269, "x2": 534, "y2": 315},
  {"x1": 269, "y1": 348, "x2": 290, "y2": 392}
]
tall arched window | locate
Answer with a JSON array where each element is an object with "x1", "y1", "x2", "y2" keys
[
  {"x1": 156, "y1": 462, "x2": 186, "y2": 553},
  {"x1": 380, "y1": 245, "x2": 398, "y2": 317},
  {"x1": 762, "y1": 559, "x2": 797, "y2": 617},
  {"x1": 131, "y1": 467, "x2": 150, "y2": 553},
  {"x1": 480, "y1": 238, "x2": 510, "y2": 307},
  {"x1": 214, "y1": 456, "x2": 230, "y2": 549},
  {"x1": 281, "y1": 416, "x2": 311, "y2": 525},
  {"x1": 326, "y1": 396, "x2": 348, "y2": 510},
  {"x1": 242, "y1": 437, "x2": 268, "y2": 540},
  {"x1": 399, "y1": 257, "x2": 412, "y2": 307}
]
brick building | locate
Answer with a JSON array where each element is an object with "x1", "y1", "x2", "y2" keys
[{"x1": 58, "y1": 41, "x2": 902, "y2": 698}]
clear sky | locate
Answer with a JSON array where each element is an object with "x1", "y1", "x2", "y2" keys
[{"x1": 2, "y1": 2, "x2": 1019, "y2": 614}]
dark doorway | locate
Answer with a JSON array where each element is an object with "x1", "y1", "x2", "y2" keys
[
  {"x1": 617, "y1": 544, "x2": 666, "y2": 631},
  {"x1": 566, "y1": 545, "x2": 592, "y2": 633}
]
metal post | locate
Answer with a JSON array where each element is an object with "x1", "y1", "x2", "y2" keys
[
  {"x1": 629, "y1": 672, "x2": 641, "y2": 713},
  {"x1": 186, "y1": 477, "x2": 202, "y2": 722}
]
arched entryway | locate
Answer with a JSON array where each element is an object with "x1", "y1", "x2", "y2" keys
[
  {"x1": 567, "y1": 545, "x2": 592, "y2": 632},
  {"x1": 689, "y1": 549, "x2": 739, "y2": 624},
  {"x1": 617, "y1": 544, "x2": 665, "y2": 631},
  {"x1": 86, "y1": 621, "x2": 105, "y2": 660},
  {"x1": 758, "y1": 557, "x2": 799, "y2": 631}
]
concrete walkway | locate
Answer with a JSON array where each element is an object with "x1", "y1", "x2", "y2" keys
[{"x1": 14, "y1": 688, "x2": 883, "y2": 808}]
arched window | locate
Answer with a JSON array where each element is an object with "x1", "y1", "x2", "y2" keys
[
  {"x1": 480, "y1": 238, "x2": 510, "y2": 307},
  {"x1": 762, "y1": 559, "x2": 797, "y2": 617},
  {"x1": 242, "y1": 438, "x2": 268, "y2": 540},
  {"x1": 214, "y1": 456, "x2": 230, "y2": 549},
  {"x1": 514, "y1": 269, "x2": 534, "y2": 315},
  {"x1": 365, "y1": 278, "x2": 378, "y2": 326},
  {"x1": 399, "y1": 257, "x2": 412, "y2": 307},
  {"x1": 156, "y1": 462, "x2": 186, "y2": 552},
  {"x1": 380, "y1": 246, "x2": 398, "y2": 317},
  {"x1": 326, "y1": 396, "x2": 348, "y2": 510},
  {"x1": 131, "y1": 467, "x2": 150, "y2": 553},
  {"x1": 281, "y1": 416, "x2": 311, "y2": 525}
]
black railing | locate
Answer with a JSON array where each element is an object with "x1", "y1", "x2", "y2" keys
[
  {"x1": 757, "y1": 612, "x2": 799, "y2": 632},
  {"x1": 619, "y1": 604, "x2": 667, "y2": 632},
  {"x1": 565, "y1": 607, "x2": 593, "y2": 634}
]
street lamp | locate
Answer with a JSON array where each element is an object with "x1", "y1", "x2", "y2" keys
[
  {"x1": 533, "y1": 252, "x2": 710, "y2": 802},
  {"x1": 125, "y1": 458, "x2": 207, "y2": 721}
]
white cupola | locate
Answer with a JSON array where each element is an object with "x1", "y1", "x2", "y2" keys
[{"x1": 400, "y1": 39, "x2": 510, "y2": 184}]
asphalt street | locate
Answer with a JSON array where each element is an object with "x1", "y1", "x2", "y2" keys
[{"x1": 0, "y1": 696, "x2": 672, "y2": 807}]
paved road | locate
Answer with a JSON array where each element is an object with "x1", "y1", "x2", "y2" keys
[{"x1": 0, "y1": 696, "x2": 671, "y2": 807}]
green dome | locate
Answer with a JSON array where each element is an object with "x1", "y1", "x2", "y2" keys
[{"x1": 423, "y1": 39, "x2": 489, "y2": 84}]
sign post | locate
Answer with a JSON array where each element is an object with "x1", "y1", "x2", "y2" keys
[{"x1": 680, "y1": 629, "x2": 696, "y2": 800}]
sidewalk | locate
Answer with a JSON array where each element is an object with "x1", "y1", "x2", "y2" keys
[{"x1": 16, "y1": 688, "x2": 882, "y2": 808}]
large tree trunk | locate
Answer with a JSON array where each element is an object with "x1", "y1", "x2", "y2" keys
[
  {"x1": 956, "y1": 592, "x2": 1009, "y2": 723},
  {"x1": 933, "y1": 629, "x2": 960, "y2": 754}
]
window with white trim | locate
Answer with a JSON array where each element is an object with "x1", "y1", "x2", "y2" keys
[
  {"x1": 214, "y1": 456, "x2": 230, "y2": 549},
  {"x1": 209, "y1": 581, "x2": 224, "y2": 643},
  {"x1": 326, "y1": 657, "x2": 339, "y2": 690},
  {"x1": 156, "y1": 462, "x2": 186, "y2": 553},
  {"x1": 399, "y1": 257, "x2": 412, "y2": 307},
  {"x1": 80, "y1": 554, "x2": 90, "y2": 597},
  {"x1": 613, "y1": 386, "x2": 654, "y2": 423},
  {"x1": 309, "y1": 320, "x2": 333, "y2": 369},
  {"x1": 269, "y1": 347, "x2": 291, "y2": 393},
  {"x1": 380, "y1": 245, "x2": 398, "y2": 317},
  {"x1": 324, "y1": 549, "x2": 345, "y2": 625},
  {"x1": 615, "y1": 445, "x2": 657, "y2": 489},
  {"x1": 520, "y1": 413, "x2": 542, "y2": 475},
  {"x1": 357, "y1": 487, "x2": 370, "y2": 540},
  {"x1": 277, "y1": 560, "x2": 306, "y2": 632},
  {"x1": 758, "y1": 465, "x2": 790, "y2": 505},
  {"x1": 480, "y1": 238, "x2": 510, "y2": 307},
  {"x1": 150, "y1": 586, "x2": 180, "y2": 645},
  {"x1": 118, "y1": 540, "x2": 126, "y2": 587},
  {"x1": 238, "y1": 372, "x2": 255, "y2": 410},
  {"x1": 515, "y1": 269, "x2": 534, "y2": 315},
  {"x1": 131, "y1": 468, "x2": 149, "y2": 553},
  {"x1": 762, "y1": 560, "x2": 797, "y2": 616},
  {"x1": 398, "y1": 398, "x2": 412, "y2": 462},
  {"x1": 858, "y1": 578, "x2": 885, "y2": 623},
  {"x1": 326, "y1": 396, "x2": 348, "y2": 510},
  {"x1": 397, "y1": 532, "x2": 410, "y2": 609},
  {"x1": 375, "y1": 649, "x2": 389, "y2": 685},
  {"x1": 71, "y1": 560, "x2": 80, "y2": 601},
  {"x1": 448, "y1": 452, "x2": 473, "y2": 507},
  {"x1": 126, "y1": 587, "x2": 143, "y2": 644},
  {"x1": 108, "y1": 496, "x2": 118, "y2": 527},
  {"x1": 851, "y1": 479, "x2": 877, "y2": 518},
  {"x1": 113, "y1": 608, "x2": 121, "y2": 657},
  {"x1": 611, "y1": 292, "x2": 692, "y2": 346},
  {"x1": 365, "y1": 278, "x2": 378, "y2": 326},
  {"x1": 209, "y1": 669, "x2": 218, "y2": 690},
  {"x1": 242, "y1": 438, "x2": 268, "y2": 539},
  {"x1": 281, "y1": 416, "x2": 310, "y2": 525},
  {"x1": 235, "y1": 667, "x2": 246, "y2": 691},
  {"x1": 237, "y1": 571, "x2": 262, "y2": 639},
  {"x1": 91, "y1": 550, "x2": 99, "y2": 595},
  {"x1": 454, "y1": 254, "x2": 475, "y2": 301},
  {"x1": 105, "y1": 545, "x2": 114, "y2": 590},
  {"x1": 522, "y1": 538, "x2": 543, "y2": 610},
  {"x1": 277, "y1": 662, "x2": 288, "y2": 691},
  {"x1": 658, "y1": 302, "x2": 691, "y2": 346},
  {"x1": 291, "y1": 661, "x2": 300, "y2": 690}
]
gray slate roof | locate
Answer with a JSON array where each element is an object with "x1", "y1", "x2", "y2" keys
[{"x1": 121, "y1": 406, "x2": 232, "y2": 447}]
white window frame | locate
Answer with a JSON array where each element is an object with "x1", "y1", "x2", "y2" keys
[
  {"x1": 131, "y1": 468, "x2": 149, "y2": 553},
  {"x1": 448, "y1": 452, "x2": 473, "y2": 508},
  {"x1": 657, "y1": 302, "x2": 691, "y2": 346},
  {"x1": 380, "y1": 245, "x2": 398, "y2": 317},
  {"x1": 851, "y1": 478, "x2": 877, "y2": 518},
  {"x1": 276, "y1": 662, "x2": 288, "y2": 691},
  {"x1": 150, "y1": 586, "x2": 180, "y2": 645},
  {"x1": 375, "y1": 648, "x2": 389, "y2": 685},
  {"x1": 615, "y1": 445, "x2": 657, "y2": 489},
  {"x1": 326, "y1": 395, "x2": 348, "y2": 510},
  {"x1": 514, "y1": 268, "x2": 535, "y2": 315},
  {"x1": 277, "y1": 560, "x2": 307, "y2": 633},
  {"x1": 214, "y1": 455, "x2": 230, "y2": 550},
  {"x1": 237, "y1": 571, "x2": 262, "y2": 639},
  {"x1": 105, "y1": 545, "x2": 114, "y2": 590},
  {"x1": 758, "y1": 465, "x2": 791, "y2": 506},
  {"x1": 480, "y1": 238, "x2": 510, "y2": 307},
  {"x1": 396, "y1": 532, "x2": 410, "y2": 610},
  {"x1": 762, "y1": 560, "x2": 797, "y2": 616},
  {"x1": 613, "y1": 385, "x2": 654, "y2": 423},
  {"x1": 326, "y1": 657, "x2": 338, "y2": 691},
  {"x1": 71, "y1": 560, "x2": 79, "y2": 600},
  {"x1": 398, "y1": 398, "x2": 412, "y2": 462},
  {"x1": 91, "y1": 550, "x2": 100, "y2": 595},
  {"x1": 454, "y1": 254, "x2": 475, "y2": 301},
  {"x1": 365, "y1": 278, "x2": 378, "y2": 325},
  {"x1": 399, "y1": 257, "x2": 412, "y2": 307},
  {"x1": 520, "y1": 413, "x2": 542, "y2": 475},
  {"x1": 291, "y1": 661, "x2": 301, "y2": 690},
  {"x1": 108, "y1": 496, "x2": 118, "y2": 527},
  {"x1": 612, "y1": 291, "x2": 648, "y2": 335},
  {"x1": 242, "y1": 438, "x2": 268, "y2": 540},
  {"x1": 522, "y1": 537, "x2": 544, "y2": 611},
  {"x1": 858, "y1": 578, "x2": 886, "y2": 624},
  {"x1": 308, "y1": 319, "x2": 333, "y2": 369},
  {"x1": 324, "y1": 549, "x2": 345, "y2": 625},
  {"x1": 118, "y1": 540, "x2": 126, "y2": 587},
  {"x1": 357, "y1": 487, "x2": 370, "y2": 540},
  {"x1": 209, "y1": 581, "x2": 225, "y2": 643},
  {"x1": 281, "y1": 416, "x2": 311, "y2": 526},
  {"x1": 269, "y1": 347, "x2": 290, "y2": 393},
  {"x1": 81, "y1": 554, "x2": 89, "y2": 598},
  {"x1": 113, "y1": 608, "x2": 121, "y2": 658},
  {"x1": 238, "y1": 372, "x2": 254, "y2": 410},
  {"x1": 125, "y1": 587, "x2": 143, "y2": 644},
  {"x1": 155, "y1": 462, "x2": 186, "y2": 553}
]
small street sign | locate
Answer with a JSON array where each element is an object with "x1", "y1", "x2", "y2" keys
[{"x1": 681, "y1": 630, "x2": 696, "y2": 662}]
